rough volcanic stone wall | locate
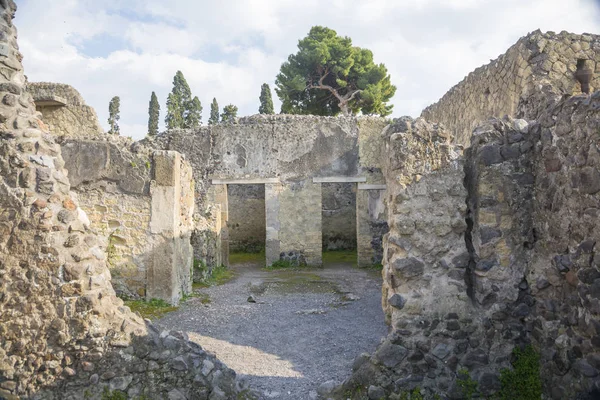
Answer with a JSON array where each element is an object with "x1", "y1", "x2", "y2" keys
[
  {"x1": 356, "y1": 188, "x2": 386, "y2": 267},
  {"x1": 331, "y1": 117, "x2": 541, "y2": 399},
  {"x1": 227, "y1": 184, "x2": 266, "y2": 253},
  {"x1": 528, "y1": 93, "x2": 600, "y2": 398},
  {"x1": 422, "y1": 31, "x2": 600, "y2": 146},
  {"x1": 465, "y1": 118, "x2": 536, "y2": 309},
  {"x1": 28, "y1": 82, "x2": 103, "y2": 138},
  {"x1": 60, "y1": 139, "x2": 152, "y2": 298},
  {"x1": 0, "y1": 4, "x2": 248, "y2": 397},
  {"x1": 379, "y1": 118, "x2": 468, "y2": 326}
]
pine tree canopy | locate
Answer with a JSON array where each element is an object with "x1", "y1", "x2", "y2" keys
[
  {"x1": 221, "y1": 104, "x2": 238, "y2": 123},
  {"x1": 275, "y1": 26, "x2": 396, "y2": 116}
]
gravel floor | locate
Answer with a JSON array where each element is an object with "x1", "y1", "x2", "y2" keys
[{"x1": 156, "y1": 260, "x2": 388, "y2": 399}]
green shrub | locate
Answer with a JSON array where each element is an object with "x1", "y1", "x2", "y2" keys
[
  {"x1": 498, "y1": 345, "x2": 542, "y2": 400},
  {"x1": 399, "y1": 388, "x2": 424, "y2": 400},
  {"x1": 101, "y1": 387, "x2": 127, "y2": 400},
  {"x1": 266, "y1": 259, "x2": 296, "y2": 269},
  {"x1": 457, "y1": 368, "x2": 478, "y2": 399}
]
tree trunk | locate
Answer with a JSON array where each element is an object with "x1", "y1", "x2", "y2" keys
[{"x1": 339, "y1": 101, "x2": 349, "y2": 116}]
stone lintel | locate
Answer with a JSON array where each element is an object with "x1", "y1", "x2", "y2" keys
[
  {"x1": 212, "y1": 178, "x2": 280, "y2": 185},
  {"x1": 33, "y1": 95, "x2": 67, "y2": 107},
  {"x1": 312, "y1": 176, "x2": 366, "y2": 183},
  {"x1": 358, "y1": 184, "x2": 387, "y2": 190}
]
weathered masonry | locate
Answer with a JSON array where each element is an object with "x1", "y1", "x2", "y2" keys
[
  {"x1": 60, "y1": 139, "x2": 195, "y2": 304},
  {"x1": 15, "y1": 21, "x2": 600, "y2": 399},
  {"x1": 0, "y1": 2, "x2": 247, "y2": 399},
  {"x1": 422, "y1": 30, "x2": 600, "y2": 146},
  {"x1": 29, "y1": 82, "x2": 103, "y2": 138},
  {"x1": 159, "y1": 116, "x2": 389, "y2": 269}
]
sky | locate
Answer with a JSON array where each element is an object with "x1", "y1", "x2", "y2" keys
[{"x1": 15, "y1": 0, "x2": 600, "y2": 140}]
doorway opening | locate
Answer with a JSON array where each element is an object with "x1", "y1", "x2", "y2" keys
[
  {"x1": 227, "y1": 184, "x2": 266, "y2": 266},
  {"x1": 321, "y1": 182, "x2": 357, "y2": 266}
]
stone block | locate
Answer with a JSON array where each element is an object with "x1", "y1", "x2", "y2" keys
[{"x1": 153, "y1": 151, "x2": 181, "y2": 187}]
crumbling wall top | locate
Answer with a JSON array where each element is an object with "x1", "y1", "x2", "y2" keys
[
  {"x1": 28, "y1": 81, "x2": 87, "y2": 106},
  {"x1": 421, "y1": 30, "x2": 600, "y2": 146}
]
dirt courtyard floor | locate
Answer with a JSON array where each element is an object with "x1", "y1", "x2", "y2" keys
[{"x1": 155, "y1": 253, "x2": 388, "y2": 399}]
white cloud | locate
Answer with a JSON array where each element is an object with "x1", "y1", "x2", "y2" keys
[{"x1": 15, "y1": 0, "x2": 600, "y2": 140}]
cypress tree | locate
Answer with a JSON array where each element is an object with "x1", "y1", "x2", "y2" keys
[
  {"x1": 165, "y1": 70, "x2": 192, "y2": 129},
  {"x1": 209, "y1": 98, "x2": 219, "y2": 125},
  {"x1": 258, "y1": 83, "x2": 274, "y2": 114},
  {"x1": 108, "y1": 96, "x2": 120, "y2": 135},
  {"x1": 184, "y1": 96, "x2": 202, "y2": 128},
  {"x1": 221, "y1": 104, "x2": 238, "y2": 123},
  {"x1": 148, "y1": 91, "x2": 160, "y2": 137}
]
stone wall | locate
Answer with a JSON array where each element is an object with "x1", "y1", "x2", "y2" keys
[
  {"x1": 0, "y1": 3, "x2": 249, "y2": 399},
  {"x1": 422, "y1": 31, "x2": 600, "y2": 146},
  {"x1": 156, "y1": 116, "x2": 389, "y2": 268},
  {"x1": 28, "y1": 82, "x2": 104, "y2": 138},
  {"x1": 150, "y1": 128, "x2": 222, "y2": 271},
  {"x1": 528, "y1": 93, "x2": 600, "y2": 398},
  {"x1": 332, "y1": 99, "x2": 600, "y2": 399},
  {"x1": 331, "y1": 117, "x2": 544, "y2": 399},
  {"x1": 356, "y1": 187, "x2": 387, "y2": 267},
  {"x1": 227, "y1": 184, "x2": 266, "y2": 253},
  {"x1": 60, "y1": 138, "x2": 194, "y2": 304}
]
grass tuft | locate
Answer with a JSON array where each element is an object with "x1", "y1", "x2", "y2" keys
[
  {"x1": 229, "y1": 251, "x2": 265, "y2": 265},
  {"x1": 265, "y1": 259, "x2": 298, "y2": 270},
  {"x1": 124, "y1": 298, "x2": 178, "y2": 320},
  {"x1": 322, "y1": 249, "x2": 357, "y2": 265},
  {"x1": 193, "y1": 264, "x2": 235, "y2": 288}
]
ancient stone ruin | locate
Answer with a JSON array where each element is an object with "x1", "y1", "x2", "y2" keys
[{"x1": 1, "y1": 0, "x2": 600, "y2": 397}]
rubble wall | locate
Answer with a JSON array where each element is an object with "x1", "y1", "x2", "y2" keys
[
  {"x1": 421, "y1": 31, "x2": 600, "y2": 146},
  {"x1": 528, "y1": 93, "x2": 600, "y2": 398},
  {"x1": 0, "y1": 3, "x2": 249, "y2": 399},
  {"x1": 28, "y1": 82, "x2": 104, "y2": 138},
  {"x1": 322, "y1": 182, "x2": 356, "y2": 251},
  {"x1": 60, "y1": 139, "x2": 194, "y2": 304}
]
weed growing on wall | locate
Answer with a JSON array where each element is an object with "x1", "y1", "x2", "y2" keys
[
  {"x1": 457, "y1": 368, "x2": 478, "y2": 398},
  {"x1": 101, "y1": 387, "x2": 127, "y2": 400},
  {"x1": 399, "y1": 388, "x2": 425, "y2": 400}
]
